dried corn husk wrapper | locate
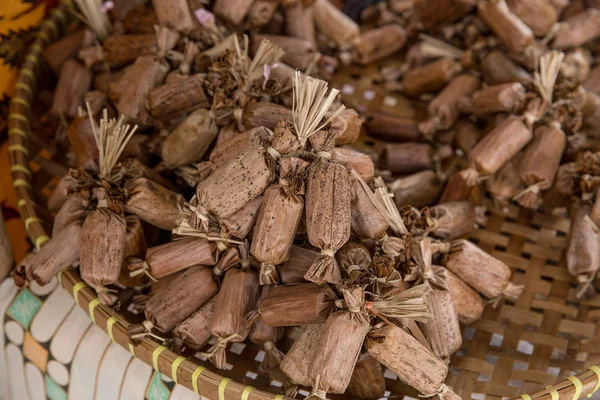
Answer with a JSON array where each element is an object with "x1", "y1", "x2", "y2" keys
[
  {"x1": 251, "y1": 157, "x2": 309, "y2": 284},
  {"x1": 337, "y1": 242, "x2": 372, "y2": 280},
  {"x1": 331, "y1": 147, "x2": 375, "y2": 183},
  {"x1": 161, "y1": 109, "x2": 219, "y2": 168},
  {"x1": 124, "y1": 178, "x2": 185, "y2": 230},
  {"x1": 487, "y1": 155, "x2": 524, "y2": 208},
  {"x1": 284, "y1": 2, "x2": 316, "y2": 46},
  {"x1": 478, "y1": 0, "x2": 534, "y2": 54},
  {"x1": 209, "y1": 126, "x2": 273, "y2": 170},
  {"x1": 480, "y1": 50, "x2": 532, "y2": 85},
  {"x1": 313, "y1": 0, "x2": 360, "y2": 49},
  {"x1": 121, "y1": 158, "x2": 174, "y2": 191},
  {"x1": 419, "y1": 74, "x2": 480, "y2": 136},
  {"x1": 506, "y1": 0, "x2": 557, "y2": 37},
  {"x1": 279, "y1": 246, "x2": 320, "y2": 284},
  {"x1": 414, "y1": 239, "x2": 462, "y2": 359},
  {"x1": 354, "y1": 25, "x2": 407, "y2": 65},
  {"x1": 129, "y1": 266, "x2": 219, "y2": 343},
  {"x1": 147, "y1": 74, "x2": 210, "y2": 120},
  {"x1": 552, "y1": 9, "x2": 600, "y2": 49},
  {"x1": 24, "y1": 221, "x2": 81, "y2": 286},
  {"x1": 119, "y1": 216, "x2": 148, "y2": 287},
  {"x1": 567, "y1": 203, "x2": 600, "y2": 298},
  {"x1": 195, "y1": 143, "x2": 274, "y2": 224},
  {"x1": 128, "y1": 237, "x2": 218, "y2": 281},
  {"x1": 332, "y1": 109, "x2": 362, "y2": 146},
  {"x1": 514, "y1": 124, "x2": 566, "y2": 209},
  {"x1": 347, "y1": 353, "x2": 386, "y2": 400},
  {"x1": 249, "y1": 285, "x2": 285, "y2": 371},
  {"x1": 172, "y1": 297, "x2": 216, "y2": 353},
  {"x1": 251, "y1": 34, "x2": 317, "y2": 72},
  {"x1": 102, "y1": 34, "x2": 158, "y2": 69},
  {"x1": 439, "y1": 171, "x2": 481, "y2": 204},
  {"x1": 213, "y1": 0, "x2": 254, "y2": 25},
  {"x1": 543, "y1": 161, "x2": 577, "y2": 209},
  {"x1": 454, "y1": 120, "x2": 482, "y2": 156},
  {"x1": 469, "y1": 83, "x2": 526, "y2": 115},
  {"x1": 461, "y1": 115, "x2": 534, "y2": 185},
  {"x1": 416, "y1": 0, "x2": 475, "y2": 28},
  {"x1": 367, "y1": 324, "x2": 461, "y2": 400},
  {"x1": 446, "y1": 268, "x2": 483, "y2": 325},
  {"x1": 307, "y1": 286, "x2": 371, "y2": 397},
  {"x1": 391, "y1": 170, "x2": 441, "y2": 209},
  {"x1": 281, "y1": 324, "x2": 324, "y2": 388},
  {"x1": 402, "y1": 58, "x2": 462, "y2": 98},
  {"x1": 152, "y1": 0, "x2": 195, "y2": 32},
  {"x1": 48, "y1": 174, "x2": 78, "y2": 212},
  {"x1": 52, "y1": 194, "x2": 89, "y2": 237},
  {"x1": 427, "y1": 201, "x2": 476, "y2": 240},
  {"x1": 80, "y1": 187, "x2": 126, "y2": 305},
  {"x1": 255, "y1": 283, "x2": 338, "y2": 327},
  {"x1": 383, "y1": 142, "x2": 451, "y2": 175},
  {"x1": 350, "y1": 169, "x2": 389, "y2": 241},
  {"x1": 67, "y1": 112, "x2": 99, "y2": 171},
  {"x1": 243, "y1": 102, "x2": 293, "y2": 131},
  {"x1": 366, "y1": 113, "x2": 421, "y2": 142},
  {"x1": 202, "y1": 262, "x2": 259, "y2": 369},
  {"x1": 446, "y1": 239, "x2": 524, "y2": 301}
]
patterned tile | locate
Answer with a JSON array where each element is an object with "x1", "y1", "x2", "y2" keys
[
  {"x1": 146, "y1": 372, "x2": 170, "y2": 400},
  {"x1": 46, "y1": 374, "x2": 68, "y2": 400},
  {"x1": 23, "y1": 331, "x2": 49, "y2": 372},
  {"x1": 7, "y1": 289, "x2": 42, "y2": 328}
]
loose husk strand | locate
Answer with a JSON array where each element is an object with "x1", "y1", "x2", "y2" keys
[
  {"x1": 373, "y1": 176, "x2": 409, "y2": 235},
  {"x1": 534, "y1": 50, "x2": 564, "y2": 104},
  {"x1": 73, "y1": 0, "x2": 111, "y2": 40}
]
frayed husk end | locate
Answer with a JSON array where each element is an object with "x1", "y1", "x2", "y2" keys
[
  {"x1": 303, "y1": 255, "x2": 341, "y2": 284},
  {"x1": 514, "y1": 190, "x2": 540, "y2": 209},
  {"x1": 502, "y1": 282, "x2": 524, "y2": 302},
  {"x1": 260, "y1": 342, "x2": 285, "y2": 371},
  {"x1": 245, "y1": 308, "x2": 260, "y2": 327},
  {"x1": 96, "y1": 286, "x2": 118, "y2": 305},
  {"x1": 460, "y1": 167, "x2": 480, "y2": 187},
  {"x1": 284, "y1": 382, "x2": 299, "y2": 398},
  {"x1": 12, "y1": 266, "x2": 28, "y2": 288},
  {"x1": 171, "y1": 336, "x2": 185, "y2": 353},
  {"x1": 200, "y1": 343, "x2": 227, "y2": 369},
  {"x1": 259, "y1": 262, "x2": 281, "y2": 285}
]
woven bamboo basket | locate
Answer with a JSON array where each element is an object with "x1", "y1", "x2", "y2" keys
[{"x1": 7, "y1": 2, "x2": 600, "y2": 399}]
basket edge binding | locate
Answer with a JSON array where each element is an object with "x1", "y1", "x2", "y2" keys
[{"x1": 6, "y1": 2, "x2": 600, "y2": 400}]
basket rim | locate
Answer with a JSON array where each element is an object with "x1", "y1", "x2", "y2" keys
[{"x1": 6, "y1": 2, "x2": 600, "y2": 399}]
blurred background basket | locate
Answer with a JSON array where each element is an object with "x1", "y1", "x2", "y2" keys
[{"x1": 6, "y1": 1, "x2": 600, "y2": 399}]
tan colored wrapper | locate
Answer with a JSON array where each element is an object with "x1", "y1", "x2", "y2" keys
[
  {"x1": 390, "y1": 170, "x2": 442, "y2": 209},
  {"x1": 252, "y1": 34, "x2": 317, "y2": 71},
  {"x1": 221, "y1": 194, "x2": 264, "y2": 239},
  {"x1": 203, "y1": 266, "x2": 259, "y2": 369},
  {"x1": 350, "y1": 170, "x2": 389, "y2": 241},
  {"x1": 366, "y1": 113, "x2": 421, "y2": 142},
  {"x1": 284, "y1": 2, "x2": 316, "y2": 46},
  {"x1": 347, "y1": 353, "x2": 386, "y2": 400},
  {"x1": 121, "y1": 158, "x2": 175, "y2": 191},
  {"x1": 553, "y1": 9, "x2": 600, "y2": 49},
  {"x1": 331, "y1": 147, "x2": 374, "y2": 183},
  {"x1": 151, "y1": 0, "x2": 195, "y2": 32},
  {"x1": 478, "y1": 0, "x2": 534, "y2": 53},
  {"x1": 332, "y1": 109, "x2": 362, "y2": 145},
  {"x1": 507, "y1": 0, "x2": 557, "y2": 36},
  {"x1": 249, "y1": 285, "x2": 285, "y2": 371},
  {"x1": 247, "y1": 0, "x2": 278, "y2": 29},
  {"x1": 354, "y1": 25, "x2": 406, "y2": 65},
  {"x1": 124, "y1": 177, "x2": 185, "y2": 230},
  {"x1": 257, "y1": 283, "x2": 337, "y2": 327},
  {"x1": 129, "y1": 266, "x2": 218, "y2": 343},
  {"x1": 402, "y1": 58, "x2": 461, "y2": 98},
  {"x1": 161, "y1": 109, "x2": 219, "y2": 168},
  {"x1": 446, "y1": 268, "x2": 483, "y2": 325},
  {"x1": 128, "y1": 237, "x2": 218, "y2": 281},
  {"x1": 446, "y1": 239, "x2": 523, "y2": 300},
  {"x1": 243, "y1": 102, "x2": 293, "y2": 131},
  {"x1": 470, "y1": 82, "x2": 526, "y2": 115},
  {"x1": 172, "y1": 297, "x2": 216, "y2": 353},
  {"x1": 337, "y1": 242, "x2": 371, "y2": 280},
  {"x1": 102, "y1": 34, "x2": 157, "y2": 68},
  {"x1": 383, "y1": 142, "x2": 435, "y2": 174},
  {"x1": 52, "y1": 194, "x2": 89, "y2": 237},
  {"x1": 119, "y1": 216, "x2": 147, "y2": 287},
  {"x1": 280, "y1": 324, "x2": 323, "y2": 387},
  {"x1": 147, "y1": 74, "x2": 210, "y2": 120},
  {"x1": 214, "y1": 0, "x2": 254, "y2": 25},
  {"x1": 51, "y1": 60, "x2": 92, "y2": 119},
  {"x1": 313, "y1": 0, "x2": 360, "y2": 49},
  {"x1": 209, "y1": 126, "x2": 273, "y2": 170},
  {"x1": 428, "y1": 201, "x2": 476, "y2": 240},
  {"x1": 279, "y1": 246, "x2": 319, "y2": 284}
]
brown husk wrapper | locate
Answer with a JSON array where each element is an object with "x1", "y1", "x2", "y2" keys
[
  {"x1": 79, "y1": 191, "x2": 126, "y2": 305},
  {"x1": 251, "y1": 157, "x2": 309, "y2": 284},
  {"x1": 383, "y1": 142, "x2": 434, "y2": 174},
  {"x1": 470, "y1": 83, "x2": 526, "y2": 115},
  {"x1": 206, "y1": 267, "x2": 259, "y2": 369},
  {"x1": 132, "y1": 266, "x2": 218, "y2": 341},
  {"x1": 102, "y1": 34, "x2": 157, "y2": 68},
  {"x1": 67, "y1": 114, "x2": 99, "y2": 171},
  {"x1": 214, "y1": 0, "x2": 254, "y2": 25},
  {"x1": 420, "y1": 281, "x2": 462, "y2": 359},
  {"x1": 210, "y1": 127, "x2": 273, "y2": 170},
  {"x1": 419, "y1": 74, "x2": 480, "y2": 135},
  {"x1": 313, "y1": 0, "x2": 360, "y2": 49},
  {"x1": 506, "y1": 0, "x2": 557, "y2": 36},
  {"x1": 279, "y1": 246, "x2": 320, "y2": 284},
  {"x1": 221, "y1": 194, "x2": 264, "y2": 239},
  {"x1": 347, "y1": 353, "x2": 386, "y2": 400},
  {"x1": 446, "y1": 239, "x2": 520, "y2": 300},
  {"x1": 592, "y1": 190, "x2": 600, "y2": 228},
  {"x1": 337, "y1": 242, "x2": 372, "y2": 280},
  {"x1": 402, "y1": 58, "x2": 461, "y2": 98},
  {"x1": 350, "y1": 170, "x2": 389, "y2": 241},
  {"x1": 308, "y1": 287, "x2": 370, "y2": 395},
  {"x1": 486, "y1": 155, "x2": 524, "y2": 205},
  {"x1": 553, "y1": 9, "x2": 600, "y2": 49},
  {"x1": 354, "y1": 25, "x2": 406, "y2": 65},
  {"x1": 249, "y1": 285, "x2": 285, "y2": 370},
  {"x1": 332, "y1": 109, "x2": 362, "y2": 145},
  {"x1": 269, "y1": 119, "x2": 304, "y2": 156},
  {"x1": 478, "y1": 0, "x2": 534, "y2": 53},
  {"x1": 252, "y1": 34, "x2": 317, "y2": 71},
  {"x1": 151, "y1": 0, "x2": 195, "y2": 32},
  {"x1": 148, "y1": 74, "x2": 210, "y2": 120},
  {"x1": 51, "y1": 60, "x2": 92, "y2": 119},
  {"x1": 280, "y1": 323, "x2": 324, "y2": 387},
  {"x1": 304, "y1": 155, "x2": 351, "y2": 284},
  {"x1": 367, "y1": 324, "x2": 450, "y2": 397},
  {"x1": 331, "y1": 147, "x2": 375, "y2": 183},
  {"x1": 196, "y1": 143, "x2": 274, "y2": 220},
  {"x1": 516, "y1": 125, "x2": 566, "y2": 208},
  {"x1": 121, "y1": 158, "x2": 175, "y2": 191},
  {"x1": 48, "y1": 175, "x2": 78, "y2": 212},
  {"x1": 172, "y1": 297, "x2": 216, "y2": 352},
  {"x1": 284, "y1": 2, "x2": 316, "y2": 46},
  {"x1": 440, "y1": 171, "x2": 481, "y2": 204},
  {"x1": 161, "y1": 109, "x2": 219, "y2": 168},
  {"x1": 244, "y1": 102, "x2": 293, "y2": 131},
  {"x1": 428, "y1": 201, "x2": 476, "y2": 240},
  {"x1": 445, "y1": 268, "x2": 483, "y2": 325},
  {"x1": 480, "y1": 50, "x2": 532, "y2": 85},
  {"x1": 366, "y1": 113, "x2": 421, "y2": 142},
  {"x1": 129, "y1": 237, "x2": 217, "y2": 280},
  {"x1": 119, "y1": 215, "x2": 147, "y2": 287},
  {"x1": 258, "y1": 283, "x2": 337, "y2": 327},
  {"x1": 567, "y1": 203, "x2": 600, "y2": 282},
  {"x1": 454, "y1": 120, "x2": 482, "y2": 156},
  {"x1": 247, "y1": 0, "x2": 278, "y2": 29},
  {"x1": 124, "y1": 178, "x2": 184, "y2": 230},
  {"x1": 391, "y1": 170, "x2": 441, "y2": 209},
  {"x1": 416, "y1": 0, "x2": 475, "y2": 28},
  {"x1": 27, "y1": 221, "x2": 81, "y2": 286},
  {"x1": 52, "y1": 194, "x2": 89, "y2": 237}
]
